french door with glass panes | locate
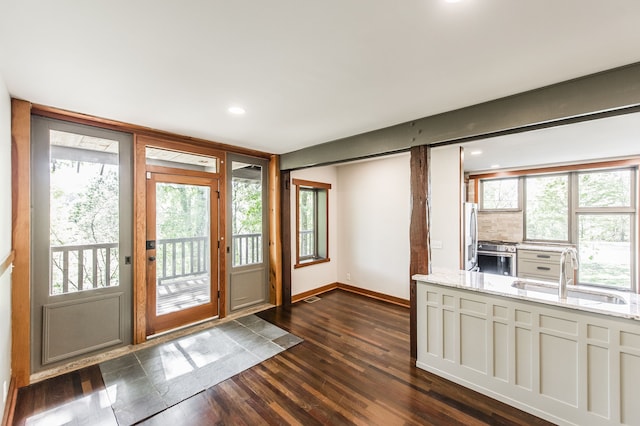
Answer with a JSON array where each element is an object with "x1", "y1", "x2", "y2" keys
[
  {"x1": 145, "y1": 171, "x2": 219, "y2": 335},
  {"x1": 31, "y1": 117, "x2": 133, "y2": 372}
]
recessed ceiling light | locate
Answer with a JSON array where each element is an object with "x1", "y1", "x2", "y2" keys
[
  {"x1": 490, "y1": 164, "x2": 500, "y2": 169},
  {"x1": 228, "y1": 106, "x2": 246, "y2": 115},
  {"x1": 470, "y1": 150, "x2": 482, "y2": 156}
]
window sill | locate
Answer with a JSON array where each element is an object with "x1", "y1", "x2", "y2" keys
[{"x1": 294, "y1": 258, "x2": 330, "y2": 269}]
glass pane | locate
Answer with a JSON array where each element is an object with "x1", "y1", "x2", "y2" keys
[
  {"x1": 316, "y1": 189, "x2": 328, "y2": 259},
  {"x1": 49, "y1": 130, "x2": 120, "y2": 295},
  {"x1": 155, "y1": 183, "x2": 211, "y2": 315},
  {"x1": 481, "y1": 178, "x2": 519, "y2": 209},
  {"x1": 525, "y1": 175, "x2": 568, "y2": 241},
  {"x1": 578, "y1": 169, "x2": 631, "y2": 208},
  {"x1": 146, "y1": 147, "x2": 218, "y2": 172},
  {"x1": 231, "y1": 162, "x2": 263, "y2": 267},
  {"x1": 578, "y1": 214, "x2": 631, "y2": 288},
  {"x1": 299, "y1": 188, "x2": 316, "y2": 259}
]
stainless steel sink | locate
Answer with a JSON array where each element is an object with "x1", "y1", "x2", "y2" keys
[{"x1": 511, "y1": 280, "x2": 627, "y2": 305}]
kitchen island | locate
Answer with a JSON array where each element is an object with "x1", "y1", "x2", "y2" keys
[{"x1": 414, "y1": 269, "x2": 640, "y2": 426}]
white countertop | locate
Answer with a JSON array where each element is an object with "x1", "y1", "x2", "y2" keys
[{"x1": 413, "y1": 268, "x2": 640, "y2": 321}]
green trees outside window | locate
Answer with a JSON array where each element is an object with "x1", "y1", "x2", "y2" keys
[{"x1": 479, "y1": 167, "x2": 636, "y2": 289}]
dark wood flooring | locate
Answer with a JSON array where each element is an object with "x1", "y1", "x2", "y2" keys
[{"x1": 12, "y1": 290, "x2": 554, "y2": 425}]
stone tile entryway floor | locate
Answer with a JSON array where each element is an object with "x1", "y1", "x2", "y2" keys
[{"x1": 99, "y1": 315, "x2": 303, "y2": 425}]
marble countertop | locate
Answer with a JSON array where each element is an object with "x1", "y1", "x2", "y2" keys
[{"x1": 413, "y1": 268, "x2": 640, "y2": 321}]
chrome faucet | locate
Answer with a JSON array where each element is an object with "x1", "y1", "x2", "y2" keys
[{"x1": 559, "y1": 247, "x2": 579, "y2": 299}]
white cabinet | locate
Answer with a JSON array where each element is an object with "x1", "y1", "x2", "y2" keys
[
  {"x1": 517, "y1": 249, "x2": 561, "y2": 281},
  {"x1": 416, "y1": 280, "x2": 640, "y2": 426}
]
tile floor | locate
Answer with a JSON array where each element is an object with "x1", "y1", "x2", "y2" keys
[{"x1": 99, "y1": 315, "x2": 303, "y2": 425}]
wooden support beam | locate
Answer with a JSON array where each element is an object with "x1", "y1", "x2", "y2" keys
[
  {"x1": 281, "y1": 170, "x2": 292, "y2": 307},
  {"x1": 409, "y1": 145, "x2": 431, "y2": 360},
  {"x1": 11, "y1": 98, "x2": 32, "y2": 387},
  {"x1": 269, "y1": 155, "x2": 282, "y2": 306}
]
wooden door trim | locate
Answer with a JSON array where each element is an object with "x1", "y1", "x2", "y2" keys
[
  {"x1": 146, "y1": 164, "x2": 221, "y2": 179},
  {"x1": 133, "y1": 137, "x2": 147, "y2": 343},
  {"x1": 144, "y1": 176, "x2": 158, "y2": 336},
  {"x1": 134, "y1": 136, "x2": 229, "y2": 342},
  {"x1": 11, "y1": 99, "x2": 32, "y2": 386},
  {"x1": 147, "y1": 172, "x2": 217, "y2": 186},
  {"x1": 32, "y1": 104, "x2": 271, "y2": 159}
]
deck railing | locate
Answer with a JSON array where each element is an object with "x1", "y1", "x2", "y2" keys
[
  {"x1": 51, "y1": 233, "x2": 265, "y2": 294},
  {"x1": 50, "y1": 242, "x2": 119, "y2": 295},
  {"x1": 299, "y1": 229, "x2": 315, "y2": 258},
  {"x1": 156, "y1": 237, "x2": 208, "y2": 284},
  {"x1": 232, "y1": 233, "x2": 262, "y2": 266}
]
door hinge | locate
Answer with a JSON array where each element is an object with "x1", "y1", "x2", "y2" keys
[
  {"x1": 217, "y1": 290, "x2": 220, "y2": 298},
  {"x1": 217, "y1": 240, "x2": 220, "y2": 249},
  {"x1": 217, "y1": 190, "x2": 220, "y2": 199}
]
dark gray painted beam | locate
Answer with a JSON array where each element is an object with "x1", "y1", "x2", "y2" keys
[{"x1": 281, "y1": 62, "x2": 640, "y2": 171}]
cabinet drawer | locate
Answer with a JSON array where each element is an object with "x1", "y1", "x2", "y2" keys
[
  {"x1": 518, "y1": 260, "x2": 561, "y2": 279},
  {"x1": 517, "y1": 250, "x2": 561, "y2": 263}
]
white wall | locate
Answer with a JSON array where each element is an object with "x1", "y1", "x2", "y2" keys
[
  {"x1": 430, "y1": 145, "x2": 463, "y2": 270},
  {"x1": 290, "y1": 166, "x2": 338, "y2": 296},
  {"x1": 336, "y1": 154, "x2": 410, "y2": 300},
  {"x1": 0, "y1": 76, "x2": 12, "y2": 411}
]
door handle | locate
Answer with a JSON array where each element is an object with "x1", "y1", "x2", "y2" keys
[{"x1": 148, "y1": 256, "x2": 156, "y2": 261}]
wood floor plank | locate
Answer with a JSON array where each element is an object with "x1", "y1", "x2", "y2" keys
[{"x1": 12, "y1": 289, "x2": 554, "y2": 425}]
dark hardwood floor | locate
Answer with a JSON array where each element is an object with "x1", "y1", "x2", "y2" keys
[{"x1": 12, "y1": 290, "x2": 554, "y2": 425}]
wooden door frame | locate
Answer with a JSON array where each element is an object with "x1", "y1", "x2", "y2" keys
[
  {"x1": 133, "y1": 135, "x2": 227, "y2": 343},
  {"x1": 9, "y1": 103, "x2": 277, "y2": 386},
  {"x1": 11, "y1": 99, "x2": 32, "y2": 387},
  {"x1": 145, "y1": 171, "x2": 220, "y2": 335}
]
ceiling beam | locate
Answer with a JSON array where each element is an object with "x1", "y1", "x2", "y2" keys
[{"x1": 280, "y1": 61, "x2": 640, "y2": 170}]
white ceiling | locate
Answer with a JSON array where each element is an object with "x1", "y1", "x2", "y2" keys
[
  {"x1": 1, "y1": 1, "x2": 640, "y2": 155},
  {"x1": 460, "y1": 111, "x2": 640, "y2": 173}
]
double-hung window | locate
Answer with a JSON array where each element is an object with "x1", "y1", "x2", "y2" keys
[
  {"x1": 293, "y1": 179, "x2": 331, "y2": 268},
  {"x1": 575, "y1": 169, "x2": 635, "y2": 289}
]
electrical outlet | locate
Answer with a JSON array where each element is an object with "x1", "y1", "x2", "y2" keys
[{"x1": 346, "y1": 272, "x2": 351, "y2": 281}]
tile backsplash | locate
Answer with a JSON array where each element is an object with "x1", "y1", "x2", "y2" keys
[{"x1": 478, "y1": 211, "x2": 523, "y2": 242}]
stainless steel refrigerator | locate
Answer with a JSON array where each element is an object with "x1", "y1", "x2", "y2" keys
[{"x1": 463, "y1": 202, "x2": 478, "y2": 271}]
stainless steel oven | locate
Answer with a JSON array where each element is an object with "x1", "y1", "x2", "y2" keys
[{"x1": 477, "y1": 241, "x2": 517, "y2": 276}]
